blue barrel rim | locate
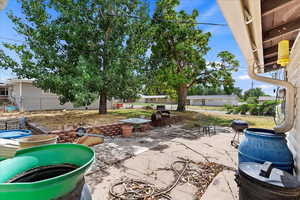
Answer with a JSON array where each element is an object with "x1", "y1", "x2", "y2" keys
[
  {"x1": 244, "y1": 128, "x2": 285, "y2": 138},
  {"x1": 0, "y1": 129, "x2": 32, "y2": 139},
  {"x1": 238, "y1": 151, "x2": 294, "y2": 166}
]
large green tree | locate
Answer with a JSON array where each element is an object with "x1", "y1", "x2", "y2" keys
[
  {"x1": 188, "y1": 85, "x2": 243, "y2": 97},
  {"x1": 0, "y1": 0, "x2": 149, "y2": 114},
  {"x1": 243, "y1": 87, "x2": 267, "y2": 101},
  {"x1": 148, "y1": 0, "x2": 239, "y2": 111}
]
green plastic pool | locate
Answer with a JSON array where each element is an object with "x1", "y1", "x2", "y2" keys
[{"x1": 0, "y1": 143, "x2": 94, "y2": 200}]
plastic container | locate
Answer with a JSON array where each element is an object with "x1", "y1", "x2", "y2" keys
[
  {"x1": 121, "y1": 124, "x2": 133, "y2": 137},
  {"x1": 237, "y1": 162, "x2": 300, "y2": 200},
  {"x1": 18, "y1": 134, "x2": 58, "y2": 149},
  {"x1": 5, "y1": 105, "x2": 17, "y2": 112},
  {"x1": 0, "y1": 129, "x2": 31, "y2": 139},
  {"x1": 238, "y1": 128, "x2": 294, "y2": 173},
  {"x1": 0, "y1": 144, "x2": 94, "y2": 200}
]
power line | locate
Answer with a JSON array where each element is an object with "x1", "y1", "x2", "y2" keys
[
  {"x1": 0, "y1": 36, "x2": 24, "y2": 43},
  {"x1": 106, "y1": 13, "x2": 227, "y2": 26}
]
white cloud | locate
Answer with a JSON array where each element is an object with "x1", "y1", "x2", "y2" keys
[
  {"x1": 237, "y1": 75, "x2": 250, "y2": 80},
  {"x1": 201, "y1": 5, "x2": 218, "y2": 18},
  {"x1": 0, "y1": 69, "x2": 15, "y2": 83},
  {"x1": 176, "y1": 0, "x2": 204, "y2": 13},
  {"x1": 258, "y1": 84, "x2": 274, "y2": 89}
]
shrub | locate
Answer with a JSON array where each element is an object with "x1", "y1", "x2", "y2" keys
[
  {"x1": 239, "y1": 104, "x2": 250, "y2": 115},
  {"x1": 233, "y1": 106, "x2": 241, "y2": 114},
  {"x1": 224, "y1": 104, "x2": 235, "y2": 114},
  {"x1": 248, "y1": 104, "x2": 260, "y2": 115},
  {"x1": 226, "y1": 100, "x2": 280, "y2": 116},
  {"x1": 260, "y1": 100, "x2": 279, "y2": 116},
  {"x1": 246, "y1": 97, "x2": 258, "y2": 104}
]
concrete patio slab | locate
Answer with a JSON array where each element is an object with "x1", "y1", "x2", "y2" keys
[
  {"x1": 201, "y1": 170, "x2": 238, "y2": 200},
  {"x1": 87, "y1": 127, "x2": 238, "y2": 200}
]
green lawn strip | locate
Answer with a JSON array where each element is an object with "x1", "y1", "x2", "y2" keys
[{"x1": 179, "y1": 111, "x2": 274, "y2": 130}]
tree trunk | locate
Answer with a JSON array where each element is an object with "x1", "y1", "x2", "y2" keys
[
  {"x1": 177, "y1": 84, "x2": 187, "y2": 112},
  {"x1": 99, "y1": 90, "x2": 107, "y2": 114}
]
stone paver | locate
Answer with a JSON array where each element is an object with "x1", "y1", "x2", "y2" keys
[{"x1": 86, "y1": 125, "x2": 238, "y2": 200}]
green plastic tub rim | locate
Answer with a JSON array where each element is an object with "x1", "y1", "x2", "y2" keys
[{"x1": 0, "y1": 143, "x2": 95, "y2": 200}]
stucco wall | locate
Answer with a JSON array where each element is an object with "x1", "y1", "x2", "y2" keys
[
  {"x1": 287, "y1": 65, "x2": 300, "y2": 178},
  {"x1": 190, "y1": 98, "x2": 238, "y2": 106},
  {"x1": 10, "y1": 82, "x2": 111, "y2": 111}
]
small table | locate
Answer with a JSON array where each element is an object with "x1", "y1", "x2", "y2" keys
[{"x1": 119, "y1": 118, "x2": 151, "y2": 132}]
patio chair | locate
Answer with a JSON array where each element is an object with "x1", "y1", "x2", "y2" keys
[{"x1": 199, "y1": 124, "x2": 216, "y2": 136}]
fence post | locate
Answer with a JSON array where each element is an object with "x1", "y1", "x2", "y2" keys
[{"x1": 40, "y1": 97, "x2": 42, "y2": 110}]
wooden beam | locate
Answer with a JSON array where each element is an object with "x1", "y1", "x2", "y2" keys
[
  {"x1": 262, "y1": 0, "x2": 294, "y2": 17},
  {"x1": 263, "y1": 40, "x2": 294, "y2": 58},
  {"x1": 264, "y1": 56, "x2": 277, "y2": 65},
  {"x1": 263, "y1": 18, "x2": 300, "y2": 43},
  {"x1": 264, "y1": 46, "x2": 277, "y2": 58},
  {"x1": 264, "y1": 64, "x2": 281, "y2": 73}
]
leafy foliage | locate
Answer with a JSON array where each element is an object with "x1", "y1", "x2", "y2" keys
[
  {"x1": 243, "y1": 88, "x2": 267, "y2": 101},
  {"x1": 188, "y1": 85, "x2": 242, "y2": 97},
  {"x1": 0, "y1": 0, "x2": 150, "y2": 113},
  {"x1": 225, "y1": 100, "x2": 279, "y2": 116}
]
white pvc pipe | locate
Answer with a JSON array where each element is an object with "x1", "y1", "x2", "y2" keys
[{"x1": 248, "y1": 62, "x2": 295, "y2": 133}]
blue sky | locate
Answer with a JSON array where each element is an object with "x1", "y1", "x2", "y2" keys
[{"x1": 0, "y1": 0, "x2": 275, "y2": 95}]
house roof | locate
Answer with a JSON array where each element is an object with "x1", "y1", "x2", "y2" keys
[
  {"x1": 0, "y1": 83, "x2": 8, "y2": 88},
  {"x1": 217, "y1": 0, "x2": 300, "y2": 73},
  {"x1": 187, "y1": 95, "x2": 238, "y2": 100},
  {"x1": 258, "y1": 96, "x2": 276, "y2": 101},
  {"x1": 140, "y1": 95, "x2": 168, "y2": 99},
  {"x1": 3, "y1": 79, "x2": 34, "y2": 86},
  {"x1": 7, "y1": 79, "x2": 34, "y2": 84}
]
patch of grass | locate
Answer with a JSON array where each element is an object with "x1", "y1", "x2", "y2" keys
[
  {"x1": 178, "y1": 111, "x2": 275, "y2": 130},
  {"x1": 1, "y1": 108, "x2": 275, "y2": 131},
  {"x1": 14, "y1": 109, "x2": 156, "y2": 131}
]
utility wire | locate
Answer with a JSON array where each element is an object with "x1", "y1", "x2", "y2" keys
[
  {"x1": 106, "y1": 13, "x2": 227, "y2": 26},
  {"x1": 0, "y1": 36, "x2": 24, "y2": 43}
]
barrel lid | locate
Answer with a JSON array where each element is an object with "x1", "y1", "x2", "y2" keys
[
  {"x1": 245, "y1": 128, "x2": 285, "y2": 137},
  {"x1": 231, "y1": 120, "x2": 248, "y2": 125},
  {"x1": 239, "y1": 162, "x2": 300, "y2": 189}
]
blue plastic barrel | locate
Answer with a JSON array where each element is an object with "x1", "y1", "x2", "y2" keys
[
  {"x1": 238, "y1": 128, "x2": 294, "y2": 173},
  {"x1": 0, "y1": 129, "x2": 31, "y2": 139}
]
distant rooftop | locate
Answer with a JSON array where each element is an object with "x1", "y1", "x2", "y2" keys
[
  {"x1": 140, "y1": 95, "x2": 168, "y2": 99},
  {"x1": 258, "y1": 96, "x2": 276, "y2": 101},
  {"x1": 187, "y1": 95, "x2": 238, "y2": 100}
]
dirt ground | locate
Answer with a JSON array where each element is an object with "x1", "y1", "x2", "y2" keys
[
  {"x1": 0, "y1": 109, "x2": 154, "y2": 131},
  {"x1": 0, "y1": 108, "x2": 275, "y2": 131}
]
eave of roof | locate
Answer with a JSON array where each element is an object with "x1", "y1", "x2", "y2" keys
[
  {"x1": 187, "y1": 95, "x2": 238, "y2": 100},
  {"x1": 217, "y1": 0, "x2": 300, "y2": 73}
]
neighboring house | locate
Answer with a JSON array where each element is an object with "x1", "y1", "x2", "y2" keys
[
  {"x1": 187, "y1": 95, "x2": 239, "y2": 106},
  {"x1": 0, "y1": 83, "x2": 9, "y2": 103},
  {"x1": 258, "y1": 96, "x2": 276, "y2": 104},
  {"x1": 4, "y1": 79, "x2": 111, "y2": 111},
  {"x1": 138, "y1": 95, "x2": 172, "y2": 104},
  {"x1": 217, "y1": 0, "x2": 300, "y2": 177}
]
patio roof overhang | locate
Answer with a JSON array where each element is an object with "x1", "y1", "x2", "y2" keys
[
  {"x1": 217, "y1": 0, "x2": 300, "y2": 133},
  {"x1": 217, "y1": 0, "x2": 300, "y2": 73}
]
